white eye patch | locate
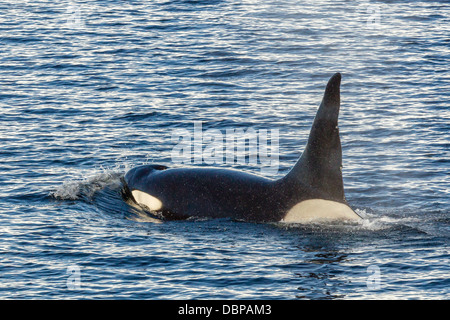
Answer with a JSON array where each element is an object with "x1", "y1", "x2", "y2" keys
[{"x1": 131, "y1": 190, "x2": 163, "y2": 211}]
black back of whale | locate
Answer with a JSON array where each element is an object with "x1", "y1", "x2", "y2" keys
[{"x1": 124, "y1": 73, "x2": 348, "y2": 222}]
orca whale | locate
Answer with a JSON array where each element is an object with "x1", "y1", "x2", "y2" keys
[{"x1": 123, "y1": 73, "x2": 361, "y2": 222}]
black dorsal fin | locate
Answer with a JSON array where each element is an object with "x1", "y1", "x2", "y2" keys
[{"x1": 284, "y1": 73, "x2": 346, "y2": 203}]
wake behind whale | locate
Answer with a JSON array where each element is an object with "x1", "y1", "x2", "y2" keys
[{"x1": 122, "y1": 73, "x2": 361, "y2": 223}]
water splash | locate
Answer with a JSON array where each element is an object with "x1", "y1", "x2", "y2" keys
[
  {"x1": 275, "y1": 208, "x2": 425, "y2": 234},
  {"x1": 50, "y1": 168, "x2": 124, "y2": 201}
]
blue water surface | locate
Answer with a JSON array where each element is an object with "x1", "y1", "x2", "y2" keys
[{"x1": 0, "y1": 0, "x2": 448, "y2": 299}]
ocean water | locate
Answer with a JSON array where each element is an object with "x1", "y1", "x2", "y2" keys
[{"x1": 0, "y1": 0, "x2": 448, "y2": 299}]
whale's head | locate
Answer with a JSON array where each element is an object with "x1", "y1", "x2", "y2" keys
[
  {"x1": 123, "y1": 164, "x2": 168, "y2": 212},
  {"x1": 124, "y1": 164, "x2": 167, "y2": 186}
]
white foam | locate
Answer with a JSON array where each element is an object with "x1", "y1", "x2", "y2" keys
[
  {"x1": 51, "y1": 169, "x2": 123, "y2": 200},
  {"x1": 354, "y1": 209, "x2": 422, "y2": 231}
]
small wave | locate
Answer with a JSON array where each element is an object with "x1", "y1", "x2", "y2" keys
[
  {"x1": 50, "y1": 168, "x2": 125, "y2": 201},
  {"x1": 354, "y1": 209, "x2": 422, "y2": 231},
  {"x1": 276, "y1": 208, "x2": 425, "y2": 233},
  {"x1": 111, "y1": 111, "x2": 158, "y2": 121},
  {"x1": 126, "y1": 212, "x2": 163, "y2": 224}
]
